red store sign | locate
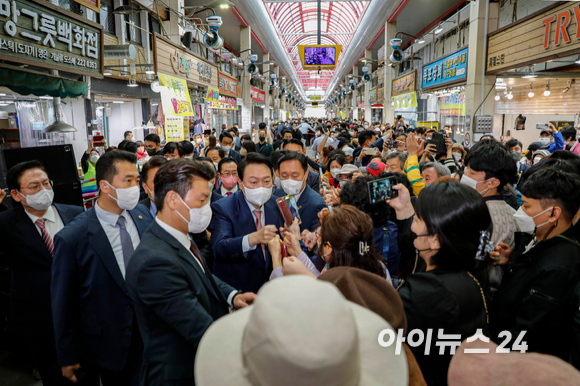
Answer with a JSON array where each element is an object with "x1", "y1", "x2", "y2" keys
[
  {"x1": 219, "y1": 72, "x2": 238, "y2": 97},
  {"x1": 251, "y1": 87, "x2": 265, "y2": 103}
]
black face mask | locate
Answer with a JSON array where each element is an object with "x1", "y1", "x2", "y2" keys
[
  {"x1": 146, "y1": 148, "x2": 157, "y2": 156},
  {"x1": 259, "y1": 136, "x2": 266, "y2": 142}
]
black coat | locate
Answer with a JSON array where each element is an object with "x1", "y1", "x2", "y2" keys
[
  {"x1": 126, "y1": 220, "x2": 235, "y2": 386},
  {"x1": 491, "y1": 226, "x2": 580, "y2": 361},
  {"x1": 0, "y1": 204, "x2": 83, "y2": 338},
  {"x1": 399, "y1": 269, "x2": 488, "y2": 386}
]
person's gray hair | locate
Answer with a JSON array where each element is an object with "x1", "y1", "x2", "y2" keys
[
  {"x1": 423, "y1": 162, "x2": 451, "y2": 178},
  {"x1": 386, "y1": 151, "x2": 408, "y2": 170}
]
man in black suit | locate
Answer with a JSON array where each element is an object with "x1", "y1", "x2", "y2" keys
[
  {"x1": 126, "y1": 160, "x2": 255, "y2": 386},
  {"x1": 0, "y1": 160, "x2": 84, "y2": 385},
  {"x1": 219, "y1": 132, "x2": 242, "y2": 163},
  {"x1": 282, "y1": 139, "x2": 320, "y2": 192},
  {"x1": 139, "y1": 156, "x2": 168, "y2": 218},
  {"x1": 52, "y1": 150, "x2": 154, "y2": 385},
  {"x1": 144, "y1": 133, "x2": 164, "y2": 156}
]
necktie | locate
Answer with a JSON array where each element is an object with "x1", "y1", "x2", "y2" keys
[
  {"x1": 189, "y1": 242, "x2": 211, "y2": 279},
  {"x1": 226, "y1": 192, "x2": 232, "y2": 197},
  {"x1": 117, "y1": 216, "x2": 134, "y2": 269},
  {"x1": 253, "y1": 210, "x2": 266, "y2": 259},
  {"x1": 35, "y1": 218, "x2": 54, "y2": 256}
]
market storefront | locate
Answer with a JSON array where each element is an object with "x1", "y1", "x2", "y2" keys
[
  {"x1": 486, "y1": 2, "x2": 580, "y2": 149},
  {"x1": 252, "y1": 87, "x2": 266, "y2": 127},
  {"x1": 207, "y1": 72, "x2": 240, "y2": 132}
]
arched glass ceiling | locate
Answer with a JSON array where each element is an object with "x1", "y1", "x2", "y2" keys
[{"x1": 265, "y1": 1, "x2": 370, "y2": 91}]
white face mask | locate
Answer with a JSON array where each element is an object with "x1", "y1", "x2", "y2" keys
[
  {"x1": 145, "y1": 185, "x2": 154, "y2": 201},
  {"x1": 196, "y1": 138, "x2": 203, "y2": 144},
  {"x1": 274, "y1": 176, "x2": 282, "y2": 188},
  {"x1": 175, "y1": 195, "x2": 212, "y2": 234},
  {"x1": 281, "y1": 175, "x2": 305, "y2": 196},
  {"x1": 452, "y1": 152, "x2": 462, "y2": 162},
  {"x1": 208, "y1": 181, "x2": 215, "y2": 192},
  {"x1": 460, "y1": 174, "x2": 493, "y2": 196},
  {"x1": 90, "y1": 154, "x2": 99, "y2": 164},
  {"x1": 330, "y1": 168, "x2": 341, "y2": 179},
  {"x1": 213, "y1": 162, "x2": 219, "y2": 171},
  {"x1": 105, "y1": 181, "x2": 140, "y2": 210},
  {"x1": 222, "y1": 145, "x2": 232, "y2": 153},
  {"x1": 513, "y1": 206, "x2": 554, "y2": 234},
  {"x1": 242, "y1": 184, "x2": 272, "y2": 207},
  {"x1": 533, "y1": 157, "x2": 542, "y2": 165},
  {"x1": 19, "y1": 188, "x2": 54, "y2": 211},
  {"x1": 184, "y1": 155, "x2": 194, "y2": 160},
  {"x1": 538, "y1": 137, "x2": 551, "y2": 146}
]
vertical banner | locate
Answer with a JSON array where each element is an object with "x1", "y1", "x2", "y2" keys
[
  {"x1": 206, "y1": 87, "x2": 220, "y2": 108},
  {"x1": 158, "y1": 73, "x2": 195, "y2": 116},
  {"x1": 165, "y1": 116, "x2": 184, "y2": 142},
  {"x1": 241, "y1": 106, "x2": 252, "y2": 133}
]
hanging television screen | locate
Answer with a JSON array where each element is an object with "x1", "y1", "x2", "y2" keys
[{"x1": 298, "y1": 45, "x2": 341, "y2": 70}]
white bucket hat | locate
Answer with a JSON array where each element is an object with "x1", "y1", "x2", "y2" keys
[{"x1": 195, "y1": 276, "x2": 408, "y2": 386}]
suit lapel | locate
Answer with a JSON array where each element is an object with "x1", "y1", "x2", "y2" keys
[
  {"x1": 14, "y1": 207, "x2": 52, "y2": 262},
  {"x1": 128, "y1": 207, "x2": 150, "y2": 237},
  {"x1": 297, "y1": 187, "x2": 309, "y2": 218},
  {"x1": 87, "y1": 209, "x2": 128, "y2": 294}
]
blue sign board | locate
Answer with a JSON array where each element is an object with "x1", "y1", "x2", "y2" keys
[{"x1": 421, "y1": 47, "x2": 468, "y2": 89}]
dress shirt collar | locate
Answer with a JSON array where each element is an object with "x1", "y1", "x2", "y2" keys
[
  {"x1": 25, "y1": 205, "x2": 57, "y2": 224},
  {"x1": 150, "y1": 200, "x2": 158, "y2": 217},
  {"x1": 95, "y1": 200, "x2": 129, "y2": 226},
  {"x1": 244, "y1": 195, "x2": 264, "y2": 216},
  {"x1": 155, "y1": 217, "x2": 191, "y2": 251},
  {"x1": 221, "y1": 184, "x2": 238, "y2": 196}
]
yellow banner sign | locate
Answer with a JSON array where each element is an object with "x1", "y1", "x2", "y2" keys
[
  {"x1": 391, "y1": 92, "x2": 417, "y2": 109},
  {"x1": 158, "y1": 73, "x2": 194, "y2": 116},
  {"x1": 309, "y1": 95, "x2": 321, "y2": 101},
  {"x1": 206, "y1": 87, "x2": 220, "y2": 108},
  {"x1": 165, "y1": 116, "x2": 184, "y2": 142}
]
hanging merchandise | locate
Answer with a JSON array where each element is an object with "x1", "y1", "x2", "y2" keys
[
  {"x1": 158, "y1": 73, "x2": 195, "y2": 117},
  {"x1": 515, "y1": 114, "x2": 526, "y2": 131}
]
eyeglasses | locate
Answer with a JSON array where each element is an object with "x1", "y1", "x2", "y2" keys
[
  {"x1": 220, "y1": 172, "x2": 238, "y2": 178},
  {"x1": 20, "y1": 180, "x2": 53, "y2": 194}
]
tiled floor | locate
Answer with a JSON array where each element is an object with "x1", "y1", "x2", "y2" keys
[{"x1": 0, "y1": 351, "x2": 42, "y2": 386}]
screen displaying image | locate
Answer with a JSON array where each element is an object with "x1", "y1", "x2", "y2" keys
[
  {"x1": 368, "y1": 176, "x2": 398, "y2": 204},
  {"x1": 304, "y1": 47, "x2": 336, "y2": 66}
]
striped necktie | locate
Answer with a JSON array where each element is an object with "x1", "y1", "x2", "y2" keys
[{"x1": 35, "y1": 218, "x2": 54, "y2": 256}]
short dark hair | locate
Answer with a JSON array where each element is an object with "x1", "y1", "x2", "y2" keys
[
  {"x1": 520, "y1": 168, "x2": 580, "y2": 221},
  {"x1": 141, "y1": 156, "x2": 168, "y2": 183},
  {"x1": 270, "y1": 150, "x2": 287, "y2": 172},
  {"x1": 386, "y1": 152, "x2": 408, "y2": 170},
  {"x1": 561, "y1": 126, "x2": 577, "y2": 141},
  {"x1": 7, "y1": 160, "x2": 48, "y2": 191},
  {"x1": 415, "y1": 181, "x2": 492, "y2": 271},
  {"x1": 281, "y1": 129, "x2": 293, "y2": 137},
  {"x1": 218, "y1": 157, "x2": 237, "y2": 173},
  {"x1": 277, "y1": 151, "x2": 308, "y2": 172},
  {"x1": 121, "y1": 140, "x2": 138, "y2": 154},
  {"x1": 163, "y1": 142, "x2": 185, "y2": 157},
  {"x1": 154, "y1": 160, "x2": 216, "y2": 211},
  {"x1": 259, "y1": 122, "x2": 267, "y2": 130},
  {"x1": 180, "y1": 140, "x2": 194, "y2": 155},
  {"x1": 238, "y1": 152, "x2": 273, "y2": 181},
  {"x1": 219, "y1": 132, "x2": 234, "y2": 143},
  {"x1": 464, "y1": 140, "x2": 517, "y2": 189},
  {"x1": 327, "y1": 153, "x2": 346, "y2": 172},
  {"x1": 357, "y1": 130, "x2": 375, "y2": 146},
  {"x1": 124, "y1": 131, "x2": 132, "y2": 139},
  {"x1": 95, "y1": 150, "x2": 137, "y2": 188},
  {"x1": 505, "y1": 138, "x2": 523, "y2": 150},
  {"x1": 197, "y1": 157, "x2": 213, "y2": 164},
  {"x1": 144, "y1": 133, "x2": 160, "y2": 145},
  {"x1": 206, "y1": 146, "x2": 225, "y2": 159},
  {"x1": 242, "y1": 141, "x2": 258, "y2": 153},
  {"x1": 282, "y1": 138, "x2": 304, "y2": 150}
]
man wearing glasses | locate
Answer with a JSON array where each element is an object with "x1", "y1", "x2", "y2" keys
[
  {"x1": 216, "y1": 157, "x2": 239, "y2": 197},
  {"x1": 0, "y1": 160, "x2": 84, "y2": 385}
]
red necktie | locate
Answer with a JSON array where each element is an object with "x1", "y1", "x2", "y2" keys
[
  {"x1": 226, "y1": 192, "x2": 232, "y2": 196},
  {"x1": 190, "y1": 242, "x2": 210, "y2": 279},
  {"x1": 35, "y1": 218, "x2": 54, "y2": 256},
  {"x1": 253, "y1": 210, "x2": 266, "y2": 259}
]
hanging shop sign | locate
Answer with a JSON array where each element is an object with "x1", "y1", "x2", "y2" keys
[
  {"x1": 165, "y1": 116, "x2": 184, "y2": 142},
  {"x1": 72, "y1": 0, "x2": 100, "y2": 13},
  {"x1": 251, "y1": 87, "x2": 265, "y2": 103},
  {"x1": 392, "y1": 70, "x2": 417, "y2": 97},
  {"x1": 0, "y1": 0, "x2": 103, "y2": 78},
  {"x1": 421, "y1": 47, "x2": 468, "y2": 90},
  {"x1": 205, "y1": 86, "x2": 219, "y2": 108},
  {"x1": 217, "y1": 95, "x2": 238, "y2": 110},
  {"x1": 391, "y1": 91, "x2": 417, "y2": 109},
  {"x1": 219, "y1": 72, "x2": 238, "y2": 97},
  {"x1": 418, "y1": 121, "x2": 440, "y2": 131},
  {"x1": 487, "y1": 3, "x2": 580, "y2": 74},
  {"x1": 153, "y1": 33, "x2": 218, "y2": 89},
  {"x1": 158, "y1": 73, "x2": 194, "y2": 116},
  {"x1": 309, "y1": 95, "x2": 321, "y2": 101},
  {"x1": 439, "y1": 92, "x2": 466, "y2": 116},
  {"x1": 369, "y1": 88, "x2": 377, "y2": 103}
]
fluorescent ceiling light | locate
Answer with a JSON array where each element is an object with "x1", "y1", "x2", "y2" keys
[
  {"x1": 434, "y1": 26, "x2": 443, "y2": 34},
  {"x1": 113, "y1": 101, "x2": 125, "y2": 104}
]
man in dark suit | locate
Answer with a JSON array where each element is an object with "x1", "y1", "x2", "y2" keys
[
  {"x1": 0, "y1": 160, "x2": 83, "y2": 385},
  {"x1": 282, "y1": 139, "x2": 320, "y2": 192},
  {"x1": 219, "y1": 131, "x2": 241, "y2": 163},
  {"x1": 210, "y1": 153, "x2": 285, "y2": 293},
  {"x1": 273, "y1": 152, "x2": 327, "y2": 233},
  {"x1": 126, "y1": 160, "x2": 255, "y2": 386},
  {"x1": 256, "y1": 123, "x2": 274, "y2": 158},
  {"x1": 144, "y1": 133, "x2": 164, "y2": 157},
  {"x1": 139, "y1": 156, "x2": 168, "y2": 218},
  {"x1": 52, "y1": 150, "x2": 154, "y2": 385}
]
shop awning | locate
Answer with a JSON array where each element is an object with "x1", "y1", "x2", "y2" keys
[
  {"x1": 372, "y1": 103, "x2": 384, "y2": 108},
  {"x1": 0, "y1": 63, "x2": 88, "y2": 98}
]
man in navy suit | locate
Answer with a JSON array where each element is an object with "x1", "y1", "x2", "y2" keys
[
  {"x1": 126, "y1": 160, "x2": 255, "y2": 386},
  {"x1": 219, "y1": 131, "x2": 242, "y2": 163},
  {"x1": 210, "y1": 153, "x2": 284, "y2": 293},
  {"x1": 0, "y1": 160, "x2": 84, "y2": 385},
  {"x1": 273, "y1": 151, "x2": 327, "y2": 233},
  {"x1": 52, "y1": 150, "x2": 153, "y2": 385},
  {"x1": 282, "y1": 138, "x2": 320, "y2": 192}
]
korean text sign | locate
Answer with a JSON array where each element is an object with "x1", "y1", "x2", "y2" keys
[
  {"x1": 421, "y1": 47, "x2": 468, "y2": 89},
  {"x1": 158, "y1": 73, "x2": 194, "y2": 117},
  {"x1": 165, "y1": 116, "x2": 184, "y2": 142},
  {"x1": 0, "y1": 0, "x2": 102, "y2": 77}
]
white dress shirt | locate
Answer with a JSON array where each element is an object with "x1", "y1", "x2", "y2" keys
[
  {"x1": 94, "y1": 201, "x2": 140, "y2": 278},
  {"x1": 25, "y1": 205, "x2": 65, "y2": 238},
  {"x1": 155, "y1": 217, "x2": 238, "y2": 306},
  {"x1": 220, "y1": 184, "x2": 238, "y2": 196},
  {"x1": 242, "y1": 198, "x2": 266, "y2": 253}
]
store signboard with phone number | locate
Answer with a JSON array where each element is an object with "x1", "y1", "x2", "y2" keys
[{"x1": 421, "y1": 47, "x2": 468, "y2": 89}]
